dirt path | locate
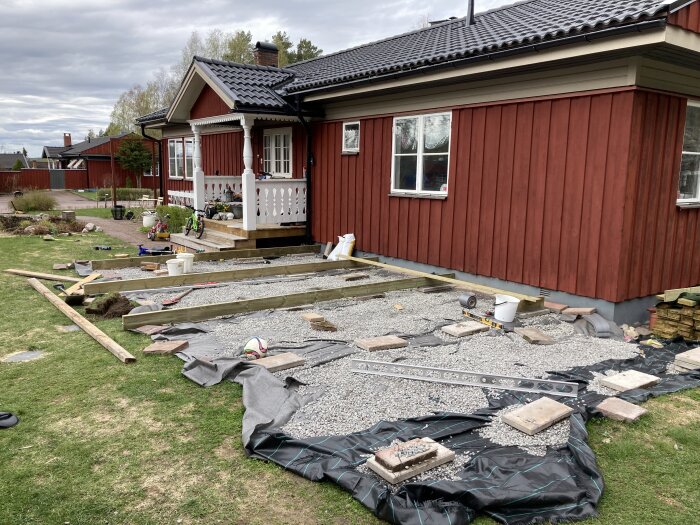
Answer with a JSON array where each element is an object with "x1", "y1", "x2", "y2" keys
[{"x1": 0, "y1": 190, "x2": 130, "y2": 213}]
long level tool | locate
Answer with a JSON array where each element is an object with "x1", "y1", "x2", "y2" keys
[{"x1": 350, "y1": 359, "x2": 579, "y2": 398}]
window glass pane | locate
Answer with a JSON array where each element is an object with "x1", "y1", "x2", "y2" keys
[
  {"x1": 168, "y1": 140, "x2": 177, "y2": 177},
  {"x1": 394, "y1": 118, "x2": 418, "y2": 154},
  {"x1": 423, "y1": 114, "x2": 450, "y2": 154},
  {"x1": 184, "y1": 139, "x2": 193, "y2": 178},
  {"x1": 394, "y1": 155, "x2": 417, "y2": 191},
  {"x1": 422, "y1": 155, "x2": 449, "y2": 192},
  {"x1": 343, "y1": 123, "x2": 360, "y2": 151},
  {"x1": 679, "y1": 153, "x2": 700, "y2": 199},
  {"x1": 683, "y1": 105, "x2": 700, "y2": 153}
]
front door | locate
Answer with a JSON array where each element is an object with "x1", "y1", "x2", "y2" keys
[{"x1": 262, "y1": 127, "x2": 292, "y2": 178}]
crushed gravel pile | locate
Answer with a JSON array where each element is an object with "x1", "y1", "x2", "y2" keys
[{"x1": 477, "y1": 404, "x2": 571, "y2": 456}]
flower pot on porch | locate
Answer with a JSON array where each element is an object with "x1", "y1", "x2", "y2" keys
[
  {"x1": 111, "y1": 205, "x2": 125, "y2": 220},
  {"x1": 231, "y1": 203, "x2": 243, "y2": 219}
]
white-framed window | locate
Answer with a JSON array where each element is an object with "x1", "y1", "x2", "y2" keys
[
  {"x1": 263, "y1": 128, "x2": 292, "y2": 178},
  {"x1": 679, "y1": 101, "x2": 700, "y2": 205},
  {"x1": 391, "y1": 112, "x2": 451, "y2": 195},
  {"x1": 184, "y1": 138, "x2": 194, "y2": 179},
  {"x1": 168, "y1": 137, "x2": 193, "y2": 179},
  {"x1": 342, "y1": 121, "x2": 360, "y2": 153}
]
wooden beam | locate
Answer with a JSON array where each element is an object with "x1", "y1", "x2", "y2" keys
[
  {"x1": 90, "y1": 244, "x2": 320, "y2": 270},
  {"x1": 5, "y1": 269, "x2": 81, "y2": 283},
  {"x1": 85, "y1": 258, "x2": 377, "y2": 295},
  {"x1": 122, "y1": 274, "x2": 451, "y2": 329},
  {"x1": 27, "y1": 278, "x2": 136, "y2": 364},
  {"x1": 63, "y1": 272, "x2": 102, "y2": 296},
  {"x1": 339, "y1": 255, "x2": 543, "y2": 310}
]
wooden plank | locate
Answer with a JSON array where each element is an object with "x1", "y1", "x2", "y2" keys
[
  {"x1": 90, "y1": 244, "x2": 320, "y2": 270},
  {"x1": 27, "y1": 278, "x2": 136, "y2": 364},
  {"x1": 5, "y1": 269, "x2": 81, "y2": 283},
  {"x1": 63, "y1": 272, "x2": 102, "y2": 296},
  {"x1": 339, "y1": 255, "x2": 543, "y2": 308},
  {"x1": 122, "y1": 274, "x2": 444, "y2": 329},
  {"x1": 85, "y1": 258, "x2": 376, "y2": 295}
]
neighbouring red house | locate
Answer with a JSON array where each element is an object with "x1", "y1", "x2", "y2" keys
[
  {"x1": 40, "y1": 132, "x2": 160, "y2": 191},
  {"x1": 138, "y1": 0, "x2": 700, "y2": 322}
]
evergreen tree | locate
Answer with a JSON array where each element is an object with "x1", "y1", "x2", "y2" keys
[{"x1": 115, "y1": 136, "x2": 152, "y2": 188}]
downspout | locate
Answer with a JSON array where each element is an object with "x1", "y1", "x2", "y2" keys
[
  {"x1": 141, "y1": 123, "x2": 164, "y2": 200},
  {"x1": 292, "y1": 95, "x2": 313, "y2": 245}
]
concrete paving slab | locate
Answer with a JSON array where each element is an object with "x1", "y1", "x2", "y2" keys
[
  {"x1": 301, "y1": 312, "x2": 325, "y2": 323},
  {"x1": 143, "y1": 340, "x2": 189, "y2": 355},
  {"x1": 134, "y1": 325, "x2": 168, "y2": 336},
  {"x1": 501, "y1": 397, "x2": 573, "y2": 436},
  {"x1": 442, "y1": 321, "x2": 489, "y2": 337},
  {"x1": 355, "y1": 335, "x2": 408, "y2": 352},
  {"x1": 249, "y1": 352, "x2": 304, "y2": 372},
  {"x1": 562, "y1": 307, "x2": 597, "y2": 316},
  {"x1": 675, "y1": 347, "x2": 700, "y2": 367},
  {"x1": 596, "y1": 397, "x2": 647, "y2": 422},
  {"x1": 514, "y1": 327, "x2": 555, "y2": 345},
  {"x1": 366, "y1": 438, "x2": 455, "y2": 484},
  {"x1": 374, "y1": 438, "x2": 439, "y2": 472},
  {"x1": 599, "y1": 370, "x2": 660, "y2": 392},
  {"x1": 544, "y1": 301, "x2": 568, "y2": 313}
]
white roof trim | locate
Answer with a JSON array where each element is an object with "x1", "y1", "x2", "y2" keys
[{"x1": 188, "y1": 113, "x2": 298, "y2": 127}]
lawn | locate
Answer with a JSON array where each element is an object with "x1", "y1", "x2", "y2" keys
[{"x1": 0, "y1": 234, "x2": 698, "y2": 524}]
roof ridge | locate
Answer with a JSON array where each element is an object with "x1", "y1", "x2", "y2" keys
[{"x1": 193, "y1": 55, "x2": 296, "y2": 75}]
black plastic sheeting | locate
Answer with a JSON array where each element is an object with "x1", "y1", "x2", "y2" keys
[{"x1": 179, "y1": 333, "x2": 700, "y2": 525}]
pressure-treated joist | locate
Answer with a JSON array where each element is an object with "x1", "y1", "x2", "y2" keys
[
  {"x1": 90, "y1": 244, "x2": 320, "y2": 270},
  {"x1": 339, "y1": 255, "x2": 543, "y2": 311},
  {"x1": 85, "y1": 258, "x2": 376, "y2": 295},
  {"x1": 5, "y1": 268, "x2": 81, "y2": 283},
  {"x1": 122, "y1": 273, "x2": 453, "y2": 329}
]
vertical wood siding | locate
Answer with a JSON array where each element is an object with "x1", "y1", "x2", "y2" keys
[
  {"x1": 311, "y1": 90, "x2": 650, "y2": 302},
  {"x1": 190, "y1": 85, "x2": 230, "y2": 119},
  {"x1": 617, "y1": 91, "x2": 700, "y2": 301},
  {"x1": 669, "y1": 1, "x2": 700, "y2": 32}
]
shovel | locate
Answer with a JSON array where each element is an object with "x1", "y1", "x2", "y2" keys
[{"x1": 162, "y1": 288, "x2": 193, "y2": 306}]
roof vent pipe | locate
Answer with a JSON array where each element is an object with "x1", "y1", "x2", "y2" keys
[{"x1": 467, "y1": 0, "x2": 475, "y2": 25}]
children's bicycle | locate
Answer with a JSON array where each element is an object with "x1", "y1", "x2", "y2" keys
[{"x1": 184, "y1": 205, "x2": 206, "y2": 239}]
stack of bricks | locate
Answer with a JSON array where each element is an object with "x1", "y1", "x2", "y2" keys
[{"x1": 654, "y1": 302, "x2": 700, "y2": 340}]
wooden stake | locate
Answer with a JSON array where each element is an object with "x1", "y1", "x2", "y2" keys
[
  {"x1": 85, "y1": 258, "x2": 375, "y2": 295},
  {"x1": 5, "y1": 269, "x2": 81, "y2": 283},
  {"x1": 338, "y1": 255, "x2": 543, "y2": 310},
  {"x1": 122, "y1": 274, "x2": 450, "y2": 329},
  {"x1": 27, "y1": 278, "x2": 136, "y2": 364}
]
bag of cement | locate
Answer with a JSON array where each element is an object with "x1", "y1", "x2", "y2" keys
[{"x1": 327, "y1": 233, "x2": 355, "y2": 261}]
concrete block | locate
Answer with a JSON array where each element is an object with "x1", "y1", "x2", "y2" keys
[
  {"x1": 599, "y1": 370, "x2": 660, "y2": 392},
  {"x1": 374, "y1": 438, "x2": 438, "y2": 472},
  {"x1": 153, "y1": 269, "x2": 169, "y2": 276},
  {"x1": 562, "y1": 307, "x2": 597, "y2": 316},
  {"x1": 366, "y1": 438, "x2": 455, "y2": 484},
  {"x1": 249, "y1": 352, "x2": 304, "y2": 372},
  {"x1": 134, "y1": 324, "x2": 168, "y2": 336},
  {"x1": 596, "y1": 397, "x2": 647, "y2": 422},
  {"x1": 675, "y1": 347, "x2": 700, "y2": 368},
  {"x1": 143, "y1": 340, "x2": 189, "y2": 355},
  {"x1": 442, "y1": 321, "x2": 489, "y2": 337},
  {"x1": 301, "y1": 312, "x2": 325, "y2": 323},
  {"x1": 355, "y1": 335, "x2": 408, "y2": 352},
  {"x1": 514, "y1": 327, "x2": 555, "y2": 345},
  {"x1": 501, "y1": 397, "x2": 573, "y2": 435},
  {"x1": 544, "y1": 301, "x2": 568, "y2": 313}
]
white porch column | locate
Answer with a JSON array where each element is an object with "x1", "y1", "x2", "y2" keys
[
  {"x1": 240, "y1": 116, "x2": 256, "y2": 231},
  {"x1": 191, "y1": 124, "x2": 205, "y2": 210}
]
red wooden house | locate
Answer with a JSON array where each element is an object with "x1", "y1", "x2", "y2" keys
[{"x1": 139, "y1": 0, "x2": 700, "y2": 322}]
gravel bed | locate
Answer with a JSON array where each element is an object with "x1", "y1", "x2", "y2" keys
[{"x1": 109, "y1": 253, "x2": 323, "y2": 281}]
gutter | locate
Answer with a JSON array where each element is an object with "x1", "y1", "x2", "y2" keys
[
  {"x1": 289, "y1": 19, "x2": 667, "y2": 97},
  {"x1": 140, "y1": 123, "x2": 164, "y2": 200}
]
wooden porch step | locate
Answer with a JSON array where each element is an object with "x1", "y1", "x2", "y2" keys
[{"x1": 170, "y1": 233, "x2": 255, "y2": 252}]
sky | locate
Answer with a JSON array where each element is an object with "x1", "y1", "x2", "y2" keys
[{"x1": 0, "y1": 0, "x2": 509, "y2": 157}]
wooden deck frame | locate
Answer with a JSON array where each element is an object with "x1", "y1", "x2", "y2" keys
[
  {"x1": 85, "y1": 258, "x2": 376, "y2": 295},
  {"x1": 90, "y1": 244, "x2": 320, "y2": 270},
  {"x1": 122, "y1": 273, "x2": 453, "y2": 329}
]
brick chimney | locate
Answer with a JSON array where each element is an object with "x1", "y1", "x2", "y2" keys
[
  {"x1": 63, "y1": 132, "x2": 72, "y2": 147},
  {"x1": 254, "y1": 41, "x2": 279, "y2": 67}
]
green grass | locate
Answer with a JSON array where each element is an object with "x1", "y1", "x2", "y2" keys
[
  {"x1": 71, "y1": 190, "x2": 101, "y2": 201},
  {"x1": 0, "y1": 235, "x2": 698, "y2": 524}
]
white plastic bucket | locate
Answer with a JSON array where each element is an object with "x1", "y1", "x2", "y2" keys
[
  {"x1": 176, "y1": 253, "x2": 194, "y2": 273},
  {"x1": 166, "y1": 259, "x2": 184, "y2": 276},
  {"x1": 142, "y1": 213, "x2": 156, "y2": 228},
  {"x1": 494, "y1": 294, "x2": 520, "y2": 323}
]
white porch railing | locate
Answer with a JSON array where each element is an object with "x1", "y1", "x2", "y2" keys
[
  {"x1": 204, "y1": 175, "x2": 242, "y2": 201},
  {"x1": 168, "y1": 190, "x2": 194, "y2": 207},
  {"x1": 256, "y1": 179, "x2": 307, "y2": 224}
]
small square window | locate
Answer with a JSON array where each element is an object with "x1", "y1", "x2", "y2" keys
[{"x1": 342, "y1": 121, "x2": 360, "y2": 153}]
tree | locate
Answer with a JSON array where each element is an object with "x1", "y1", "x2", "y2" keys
[
  {"x1": 11, "y1": 159, "x2": 23, "y2": 171},
  {"x1": 85, "y1": 129, "x2": 97, "y2": 141},
  {"x1": 292, "y1": 38, "x2": 323, "y2": 63},
  {"x1": 223, "y1": 30, "x2": 254, "y2": 63},
  {"x1": 115, "y1": 136, "x2": 152, "y2": 188},
  {"x1": 22, "y1": 147, "x2": 27, "y2": 157},
  {"x1": 271, "y1": 31, "x2": 294, "y2": 67}
]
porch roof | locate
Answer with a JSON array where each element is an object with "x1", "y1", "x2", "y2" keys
[{"x1": 187, "y1": 112, "x2": 298, "y2": 127}]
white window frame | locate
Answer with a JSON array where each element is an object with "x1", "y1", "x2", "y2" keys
[
  {"x1": 168, "y1": 137, "x2": 193, "y2": 179},
  {"x1": 390, "y1": 112, "x2": 451, "y2": 196},
  {"x1": 168, "y1": 138, "x2": 182, "y2": 179},
  {"x1": 678, "y1": 100, "x2": 700, "y2": 207},
  {"x1": 342, "y1": 121, "x2": 360, "y2": 154},
  {"x1": 262, "y1": 127, "x2": 293, "y2": 178},
  {"x1": 184, "y1": 138, "x2": 194, "y2": 179}
]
